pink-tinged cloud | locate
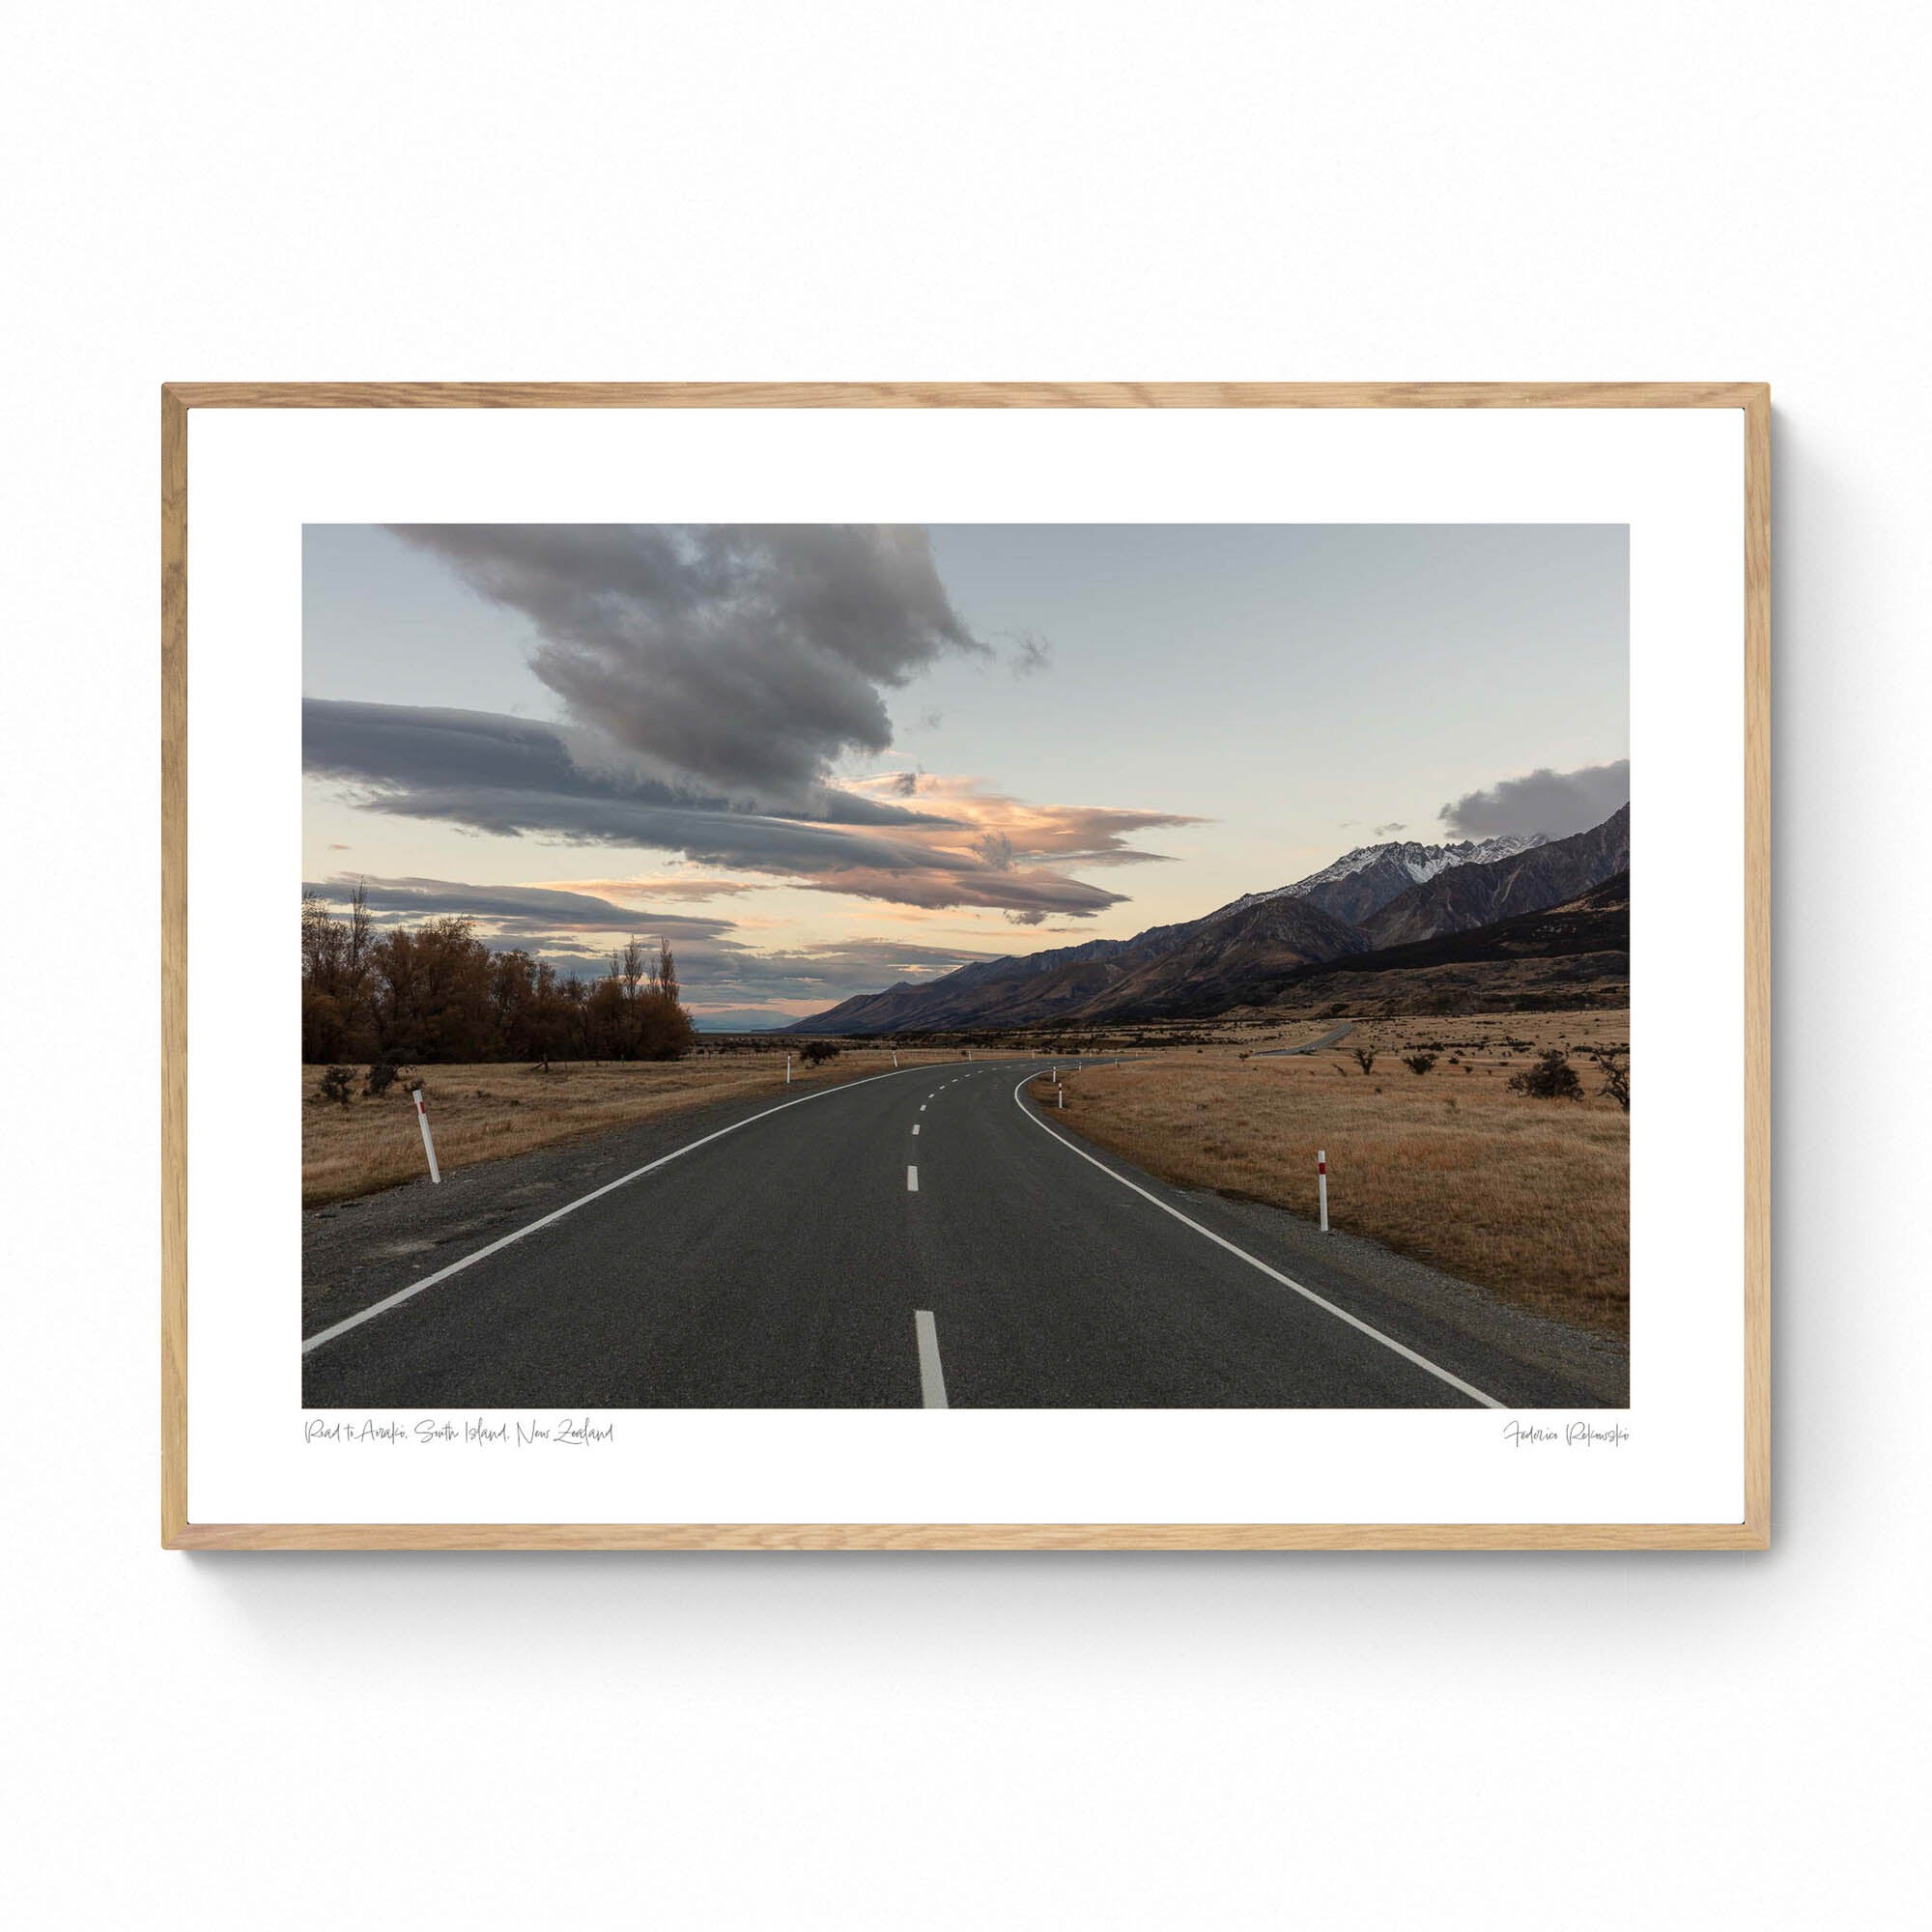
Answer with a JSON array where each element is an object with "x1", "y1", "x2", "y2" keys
[{"x1": 305, "y1": 699, "x2": 1198, "y2": 920}]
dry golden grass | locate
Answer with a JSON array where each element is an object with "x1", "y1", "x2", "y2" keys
[
  {"x1": 1034, "y1": 1009, "x2": 1629, "y2": 1334},
  {"x1": 301, "y1": 1046, "x2": 971, "y2": 1207}
]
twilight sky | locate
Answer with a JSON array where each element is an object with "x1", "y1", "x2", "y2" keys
[{"x1": 303, "y1": 524, "x2": 1628, "y2": 1028}]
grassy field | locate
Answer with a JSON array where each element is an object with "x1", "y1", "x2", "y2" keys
[
  {"x1": 1030, "y1": 1009, "x2": 1629, "y2": 1335},
  {"x1": 301, "y1": 1045, "x2": 973, "y2": 1207}
]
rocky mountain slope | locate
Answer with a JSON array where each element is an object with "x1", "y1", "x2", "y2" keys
[
  {"x1": 1240, "y1": 872, "x2": 1630, "y2": 1018},
  {"x1": 1359, "y1": 807, "x2": 1630, "y2": 949}
]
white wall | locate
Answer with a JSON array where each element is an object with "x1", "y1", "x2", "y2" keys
[{"x1": 3, "y1": 5, "x2": 1924, "y2": 1924}]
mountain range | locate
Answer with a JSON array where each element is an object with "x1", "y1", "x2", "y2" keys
[
  {"x1": 790, "y1": 806, "x2": 1630, "y2": 1034},
  {"x1": 1229, "y1": 832, "x2": 1545, "y2": 927}
]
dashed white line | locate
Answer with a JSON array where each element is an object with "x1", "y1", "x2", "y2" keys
[
  {"x1": 911, "y1": 1123, "x2": 920, "y2": 1135},
  {"x1": 1009, "y1": 1072, "x2": 1504, "y2": 1409},
  {"x1": 914, "y1": 1310, "x2": 949, "y2": 1408},
  {"x1": 907, "y1": 1164, "x2": 920, "y2": 1191}
]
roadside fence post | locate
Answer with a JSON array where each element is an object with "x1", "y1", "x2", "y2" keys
[{"x1": 412, "y1": 1084, "x2": 441, "y2": 1185}]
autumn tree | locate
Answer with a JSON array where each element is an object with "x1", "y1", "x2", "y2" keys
[{"x1": 299, "y1": 898, "x2": 694, "y2": 1067}]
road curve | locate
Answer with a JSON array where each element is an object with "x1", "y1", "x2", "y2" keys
[{"x1": 301, "y1": 1057, "x2": 1602, "y2": 1409}]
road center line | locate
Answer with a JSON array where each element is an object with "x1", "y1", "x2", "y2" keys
[
  {"x1": 914, "y1": 1310, "x2": 949, "y2": 1408},
  {"x1": 911, "y1": 1123, "x2": 920, "y2": 1135},
  {"x1": 300, "y1": 1060, "x2": 942, "y2": 1355},
  {"x1": 907, "y1": 1164, "x2": 919, "y2": 1191},
  {"x1": 1009, "y1": 1071, "x2": 1504, "y2": 1409}
]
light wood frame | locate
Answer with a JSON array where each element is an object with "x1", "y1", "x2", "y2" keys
[{"x1": 161, "y1": 381, "x2": 1770, "y2": 1551}]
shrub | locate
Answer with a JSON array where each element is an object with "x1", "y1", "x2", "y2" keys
[
  {"x1": 798, "y1": 1039, "x2": 840, "y2": 1066},
  {"x1": 1508, "y1": 1048, "x2": 1582, "y2": 1100},
  {"x1": 362, "y1": 1061, "x2": 405, "y2": 1097},
  {"x1": 1352, "y1": 1046, "x2": 1377, "y2": 1075},
  {"x1": 317, "y1": 1065, "x2": 355, "y2": 1105},
  {"x1": 1404, "y1": 1052, "x2": 1437, "y2": 1075},
  {"x1": 1592, "y1": 1049, "x2": 1631, "y2": 1112}
]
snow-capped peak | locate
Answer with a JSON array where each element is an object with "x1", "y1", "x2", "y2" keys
[{"x1": 1217, "y1": 832, "x2": 1547, "y2": 917}]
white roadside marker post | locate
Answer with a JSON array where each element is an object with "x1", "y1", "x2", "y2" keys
[
  {"x1": 412, "y1": 1084, "x2": 441, "y2": 1185},
  {"x1": 785, "y1": 1053, "x2": 792, "y2": 1085},
  {"x1": 1058, "y1": 1086, "x2": 1065, "y2": 1109},
  {"x1": 1318, "y1": 1150, "x2": 1329, "y2": 1234},
  {"x1": 892, "y1": 1049, "x2": 898, "y2": 1068}
]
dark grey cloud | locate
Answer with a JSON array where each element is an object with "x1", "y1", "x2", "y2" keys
[
  {"x1": 1437, "y1": 759, "x2": 1630, "y2": 839},
  {"x1": 302, "y1": 698, "x2": 964, "y2": 883},
  {"x1": 305, "y1": 875, "x2": 735, "y2": 939},
  {"x1": 788, "y1": 867, "x2": 1127, "y2": 918},
  {"x1": 385, "y1": 525, "x2": 990, "y2": 808},
  {"x1": 303, "y1": 698, "x2": 939, "y2": 830},
  {"x1": 1372, "y1": 820, "x2": 1406, "y2": 837}
]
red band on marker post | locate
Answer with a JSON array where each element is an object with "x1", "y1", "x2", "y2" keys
[{"x1": 412, "y1": 1085, "x2": 442, "y2": 1185}]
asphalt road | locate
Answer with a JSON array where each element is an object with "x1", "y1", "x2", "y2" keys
[
  {"x1": 302, "y1": 1059, "x2": 1612, "y2": 1409},
  {"x1": 1254, "y1": 1021, "x2": 1354, "y2": 1056}
]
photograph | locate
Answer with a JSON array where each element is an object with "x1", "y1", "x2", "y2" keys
[{"x1": 298, "y1": 520, "x2": 1632, "y2": 1410}]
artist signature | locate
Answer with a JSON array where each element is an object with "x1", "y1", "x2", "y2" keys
[{"x1": 1502, "y1": 1420, "x2": 1630, "y2": 1449}]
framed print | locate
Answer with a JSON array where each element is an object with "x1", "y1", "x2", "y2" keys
[{"x1": 160, "y1": 382, "x2": 1769, "y2": 1549}]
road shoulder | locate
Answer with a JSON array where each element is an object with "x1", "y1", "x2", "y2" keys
[
  {"x1": 301, "y1": 1067, "x2": 927, "y2": 1334},
  {"x1": 1017, "y1": 1087, "x2": 1628, "y2": 1406}
]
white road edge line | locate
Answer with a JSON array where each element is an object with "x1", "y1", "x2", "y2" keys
[
  {"x1": 915, "y1": 1309, "x2": 948, "y2": 1408},
  {"x1": 301, "y1": 1061, "x2": 941, "y2": 1355},
  {"x1": 1009, "y1": 1070, "x2": 1504, "y2": 1409},
  {"x1": 907, "y1": 1164, "x2": 919, "y2": 1191}
]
